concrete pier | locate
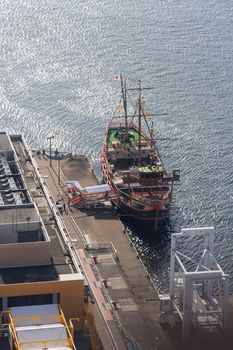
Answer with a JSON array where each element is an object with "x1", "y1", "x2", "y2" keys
[
  {"x1": 34, "y1": 154, "x2": 173, "y2": 349},
  {"x1": 34, "y1": 153, "x2": 233, "y2": 350}
]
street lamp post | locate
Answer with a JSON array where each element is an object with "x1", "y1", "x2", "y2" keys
[
  {"x1": 58, "y1": 158, "x2": 61, "y2": 185},
  {"x1": 47, "y1": 136, "x2": 55, "y2": 167}
]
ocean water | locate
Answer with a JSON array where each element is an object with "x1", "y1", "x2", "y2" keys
[{"x1": 1, "y1": 0, "x2": 233, "y2": 291}]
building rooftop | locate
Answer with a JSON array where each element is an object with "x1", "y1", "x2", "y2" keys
[
  {"x1": 0, "y1": 207, "x2": 38, "y2": 224},
  {"x1": 8, "y1": 304, "x2": 76, "y2": 350},
  {"x1": 0, "y1": 132, "x2": 78, "y2": 284}
]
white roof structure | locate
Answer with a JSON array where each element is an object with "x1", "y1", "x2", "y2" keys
[
  {"x1": 66, "y1": 180, "x2": 110, "y2": 194},
  {"x1": 9, "y1": 304, "x2": 76, "y2": 350},
  {"x1": 84, "y1": 184, "x2": 110, "y2": 194}
]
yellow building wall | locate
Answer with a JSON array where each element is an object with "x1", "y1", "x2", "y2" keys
[{"x1": 0, "y1": 277, "x2": 84, "y2": 330}]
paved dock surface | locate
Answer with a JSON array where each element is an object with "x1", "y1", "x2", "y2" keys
[
  {"x1": 35, "y1": 154, "x2": 174, "y2": 350},
  {"x1": 34, "y1": 153, "x2": 233, "y2": 350}
]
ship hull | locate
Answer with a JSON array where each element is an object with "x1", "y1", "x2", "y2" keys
[
  {"x1": 101, "y1": 159, "x2": 171, "y2": 233},
  {"x1": 115, "y1": 199, "x2": 169, "y2": 233}
]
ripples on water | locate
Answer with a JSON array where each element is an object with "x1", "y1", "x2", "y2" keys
[{"x1": 1, "y1": 0, "x2": 233, "y2": 290}]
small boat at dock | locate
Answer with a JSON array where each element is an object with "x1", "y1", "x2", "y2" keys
[{"x1": 44, "y1": 149, "x2": 71, "y2": 160}]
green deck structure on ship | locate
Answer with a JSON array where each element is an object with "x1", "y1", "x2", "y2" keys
[{"x1": 107, "y1": 127, "x2": 145, "y2": 145}]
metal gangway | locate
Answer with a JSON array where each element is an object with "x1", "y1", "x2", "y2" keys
[
  {"x1": 66, "y1": 181, "x2": 118, "y2": 208},
  {"x1": 159, "y1": 227, "x2": 229, "y2": 340}
]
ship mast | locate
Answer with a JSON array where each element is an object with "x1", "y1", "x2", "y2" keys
[
  {"x1": 118, "y1": 76, "x2": 155, "y2": 166},
  {"x1": 138, "y1": 79, "x2": 142, "y2": 166},
  {"x1": 120, "y1": 74, "x2": 128, "y2": 129}
]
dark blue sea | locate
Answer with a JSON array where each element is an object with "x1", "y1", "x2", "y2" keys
[{"x1": 1, "y1": 0, "x2": 233, "y2": 291}]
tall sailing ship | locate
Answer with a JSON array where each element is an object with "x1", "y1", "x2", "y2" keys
[{"x1": 101, "y1": 75, "x2": 180, "y2": 232}]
